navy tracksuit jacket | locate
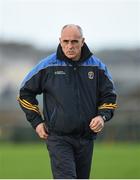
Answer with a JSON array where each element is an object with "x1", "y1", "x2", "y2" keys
[{"x1": 18, "y1": 43, "x2": 117, "y2": 139}]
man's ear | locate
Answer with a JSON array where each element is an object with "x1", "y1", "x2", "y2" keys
[
  {"x1": 59, "y1": 38, "x2": 61, "y2": 44},
  {"x1": 82, "y1": 38, "x2": 85, "y2": 46}
]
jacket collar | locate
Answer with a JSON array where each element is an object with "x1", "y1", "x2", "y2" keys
[{"x1": 56, "y1": 43, "x2": 93, "y2": 65}]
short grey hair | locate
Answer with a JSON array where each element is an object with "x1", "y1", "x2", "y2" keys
[{"x1": 61, "y1": 24, "x2": 83, "y2": 37}]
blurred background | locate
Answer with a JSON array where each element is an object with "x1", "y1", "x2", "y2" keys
[{"x1": 0, "y1": 0, "x2": 140, "y2": 179}]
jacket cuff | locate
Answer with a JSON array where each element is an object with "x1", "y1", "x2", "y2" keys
[
  {"x1": 30, "y1": 116, "x2": 44, "y2": 129},
  {"x1": 98, "y1": 109, "x2": 113, "y2": 122}
]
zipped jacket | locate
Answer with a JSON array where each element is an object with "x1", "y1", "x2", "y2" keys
[{"x1": 18, "y1": 43, "x2": 117, "y2": 139}]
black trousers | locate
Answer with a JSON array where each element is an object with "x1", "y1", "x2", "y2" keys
[{"x1": 46, "y1": 134, "x2": 94, "y2": 179}]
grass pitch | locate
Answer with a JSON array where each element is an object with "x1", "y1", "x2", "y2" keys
[{"x1": 0, "y1": 142, "x2": 140, "y2": 179}]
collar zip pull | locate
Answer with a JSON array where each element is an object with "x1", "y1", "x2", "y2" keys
[{"x1": 73, "y1": 63, "x2": 78, "y2": 71}]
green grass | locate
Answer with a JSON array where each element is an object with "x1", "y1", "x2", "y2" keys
[
  {"x1": 0, "y1": 142, "x2": 140, "y2": 179},
  {"x1": 0, "y1": 142, "x2": 52, "y2": 179},
  {"x1": 92, "y1": 143, "x2": 140, "y2": 179}
]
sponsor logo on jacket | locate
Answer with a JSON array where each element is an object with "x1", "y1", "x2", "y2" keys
[{"x1": 54, "y1": 70, "x2": 66, "y2": 75}]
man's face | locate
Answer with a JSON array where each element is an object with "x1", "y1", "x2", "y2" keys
[{"x1": 59, "y1": 27, "x2": 85, "y2": 61}]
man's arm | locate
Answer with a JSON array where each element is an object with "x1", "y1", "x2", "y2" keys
[
  {"x1": 97, "y1": 64, "x2": 117, "y2": 121},
  {"x1": 90, "y1": 63, "x2": 117, "y2": 133},
  {"x1": 17, "y1": 62, "x2": 48, "y2": 139}
]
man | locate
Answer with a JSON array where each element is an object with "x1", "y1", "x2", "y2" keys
[{"x1": 18, "y1": 24, "x2": 117, "y2": 179}]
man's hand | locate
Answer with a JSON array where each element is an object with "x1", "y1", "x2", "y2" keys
[
  {"x1": 89, "y1": 116, "x2": 104, "y2": 133},
  {"x1": 35, "y1": 123, "x2": 48, "y2": 139}
]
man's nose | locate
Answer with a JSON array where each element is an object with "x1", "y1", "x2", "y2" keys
[{"x1": 67, "y1": 42, "x2": 73, "y2": 49}]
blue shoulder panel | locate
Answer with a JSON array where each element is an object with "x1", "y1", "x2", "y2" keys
[
  {"x1": 82, "y1": 55, "x2": 113, "y2": 82},
  {"x1": 20, "y1": 53, "x2": 66, "y2": 88}
]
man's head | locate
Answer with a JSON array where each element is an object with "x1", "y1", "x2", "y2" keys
[{"x1": 59, "y1": 24, "x2": 85, "y2": 61}]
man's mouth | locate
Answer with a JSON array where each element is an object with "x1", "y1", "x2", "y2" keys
[{"x1": 67, "y1": 51, "x2": 74, "y2": 55}]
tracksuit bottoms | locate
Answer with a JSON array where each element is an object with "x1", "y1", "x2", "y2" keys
[{"x1": 46, "y1": 134, "x2": 94, "y2": 179}]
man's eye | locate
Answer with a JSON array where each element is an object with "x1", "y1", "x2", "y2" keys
[
  {"x1": 63, "y1": 40, "x2": 69, "y2": 43},
  {"x1": 72, "y1": 40, "x2": 78, "y2": 43},
  {"x1": 62, "y1": 40, "x2": 79, "y2": 44}
]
